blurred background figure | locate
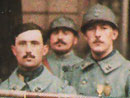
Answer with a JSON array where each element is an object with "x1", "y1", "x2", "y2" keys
[{"x1": 43, "y1": 16, "x2": 83, "y2": 80}]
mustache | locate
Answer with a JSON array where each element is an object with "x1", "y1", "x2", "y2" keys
[
  {"x1": 54, "y1": 39, "x2": 66, "y2": 45},
  {"x1": 23, "y1": 52, "x2": 35, "y2": 59},
  {"x1": 93, "y1": 39, "x2": 103, "y2": 43}
]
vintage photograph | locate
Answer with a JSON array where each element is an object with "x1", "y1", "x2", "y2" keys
[{"x1": 0, "y1": 0, "x2": 129, "y2": 97}]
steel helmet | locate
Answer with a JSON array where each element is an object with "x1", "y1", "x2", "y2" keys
[
  {"x1": 49, "y1": 16, "x2": 78, "y2": 36},
  {"x1": 81, "y1": 4, "x2": 117, "y2": 33}
]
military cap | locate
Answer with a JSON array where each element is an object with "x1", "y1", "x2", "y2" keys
[
  {"x1": 48, "y1": 16, "x2": 78, "y2": 37},
  {"x1": 81, "y1": 4, "x2": 117, "y2": 33}
]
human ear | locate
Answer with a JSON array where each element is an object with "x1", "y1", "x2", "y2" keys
[
  {"x1": 74, "y1": 37, "x2": 78, "y2": 45},
  {"x1": 112, "y1": 30, "x2": 118, "y2": 40},
  {"x1": 11, "y1": 45, "x2": 17, "y2": 56},
  {"x1": 43, "y1": 45, "x2": 49, "y2": 56}
]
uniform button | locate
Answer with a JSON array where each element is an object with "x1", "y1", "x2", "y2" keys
[
  {"x1": 108, "y1": 65, "x2": 111, "y2": 69},
  {"x1": 11, "y1": 85, "x2": 17, "y2": 90},
  {"x1": 34, "y1": 87, "x2": 42, "y2": 92},
  {"x1": 81, "y1": 80, "x2": 87, "y2": 85},
  {"x1": 105, "y1": 66, "x2": 109, "y2": 70},
  {"x1": 105, "y1": 80, "x2": 110, "y2": 85},
  {"x1": 62, "y1": 66, "x2": 69, "y2": 72}
]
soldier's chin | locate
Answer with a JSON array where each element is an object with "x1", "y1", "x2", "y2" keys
[
  {"x1": 92, "y1": 48, "x2": 105, "y2": 55},
  {"x1": 20, "y1": 63, "x2": 39, "y2": 71},
  {"x1": 53, "y1": 49, "x2": 70, "y2": 55}
]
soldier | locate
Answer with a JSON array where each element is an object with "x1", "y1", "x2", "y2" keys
[
  {"x1": 68, "y1": 4, "x2": 130, "y2": 97},
  {"x1": 0, "y1": 23, "x2": 76, "y2": 94},
  {"x1": 43, "y1": 16, "x2": 83, "y2": 79}
]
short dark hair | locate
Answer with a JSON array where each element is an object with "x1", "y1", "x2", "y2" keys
[
  {"x1": 81, "y1": 20, "x2": 118, "y2": 34},
  {"x1": 11, "y1": 23, "x2": 47, "y2": 45}
]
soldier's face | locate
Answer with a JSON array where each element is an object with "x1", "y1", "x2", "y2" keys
[
  {"x1": 11, "y1": 30, "x2": 48, "y2": 71},
  {"x1": 84, "y1": 24, "x2": 118, "y2": 56},
  {"x1": 50, "y1": 29, "x2": 77, "y2": 54}
]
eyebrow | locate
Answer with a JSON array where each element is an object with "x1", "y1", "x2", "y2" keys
[{"x1": 17, "y1": 40, "x2": 40, "y2": 43}]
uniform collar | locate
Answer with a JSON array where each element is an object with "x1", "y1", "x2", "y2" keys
[
  {"x1": 27, "y1": 67, "x2": 52, "y2": 92},
  {"x1": 80, "y1": 55, "x2": 95, "y2": 70},
  {"x1": 82, "y1": 50, "x2": 125, "y2": 74},
  {"x1": 98, "y1": 50, "x2": 124, "y2": 74},
  {"x1": 48, "y1": 51, "x2": 83, "y2": 66},
  {"x1": 8, "y1": 66, "x2": 52, "y2": 92},
  {"x1": 93, "y1": 50, "x2": 116, "y2": 61},
  {"x1": 53, "y1": 51, "x2": 76, "y2": 59},
  {"x1": 17, "y1": 65, "x2": 44, "y2": 82}
]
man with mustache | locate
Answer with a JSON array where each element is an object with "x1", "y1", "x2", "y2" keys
[
  {"x1": 67, "y1": 4, "x2": 130, "y2": 97},
  {"x1": 43, "y1": 16, "x2": 83, "y2": 80},
  {"x1": 0, "y1": 23, "x2": 76, "y2": 94}
]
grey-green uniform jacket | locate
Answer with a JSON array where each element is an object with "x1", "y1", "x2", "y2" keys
[
  {"x1": 47, "y1": 51, "x2": 83, "y2": 79},
  {"x1": 67, "y1": 50, "x2": 130, "y2": 97},
  {"x1": 0, "y1": 66, "x2": 76, "y2": 97}
]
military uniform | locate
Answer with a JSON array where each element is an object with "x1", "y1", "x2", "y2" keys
[
  {"x1": 46, "y1": 51, "x2": 83, "y2": 79},
  {"x1": 68, "y1": 50, "x2": 130, "y2": 97},
  {"x1": 43, "y1": 16, "x2": 83, "y2": 80},
  {"x1": 0, "y1": 65, "x2": 76, "y2": 96}
]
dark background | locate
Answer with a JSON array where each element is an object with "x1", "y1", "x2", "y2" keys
[{"x1": 0, "y1": 0, "x2": 22, "y2": 81}]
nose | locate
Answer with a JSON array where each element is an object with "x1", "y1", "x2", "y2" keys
[
  {"x1": 57, "y1": 30, "x2": 64, "y2": 39},
  {"x1": 95, "y1": 28, "x2": 101, "y2": 38},
  {"x1": 26, "y1": 43, "x2": 32, "y2": 53}
]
